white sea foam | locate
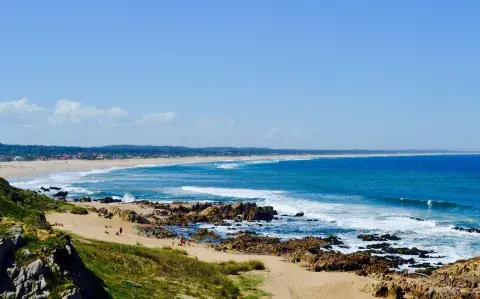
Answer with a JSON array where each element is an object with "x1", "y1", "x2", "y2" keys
[
  {"x1": 181, "y1": 186, "x2": 285, "y2": 199},
  {"x1": 216, "y1": 163, "x2": 240, "y2": 169},
  {"x1": 122, "y1": 192, "x2": 136, "y2": 203}
]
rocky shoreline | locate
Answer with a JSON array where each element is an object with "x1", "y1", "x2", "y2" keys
[{"x1": 38, "y1": 186, "x2": 480, "y2": 298}]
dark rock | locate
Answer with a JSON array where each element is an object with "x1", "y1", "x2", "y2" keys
[
  {"x1": 190, "y1": 228, "x2": 221, "y2": 242},
  {"x1": 453, "y1": 226, "x2": 480, "y2": 234},
  {"x1": 50, "y1": 187, "x2": 62, "y2": 191},
  {"x1": 97, "y1": 208, "x2": 113, "y2": 219},
  {"x1": 96, "y1": 197, "x2": 122, "y2": 204},
  {"x1": 135, "y1": 225, "x2": 177, "y2": 239},
  {"x1": 53, "y1": 191, "x2": 68, "y2": 198},
  {"x1": 79, "y1": 197, "x2": 92, "y2": 203},
  {"x1": 358, "y1": 233, "x2": 401, "y2": 242},
  {"x1": 0, "y1": 238, "x2": 14, "y2": 273},
  {"x1": 365, "y1": 243, "x2": 434, "y2": 257},
  {"x1": 409, "y1": 217, "x2": 425, "y2": 221},
  {"x1": 112, "y1": 208, "x2": 148, "y2": 224},
  {"x1": 294, "y1": 212, "x2": 304, "y2": 217}
]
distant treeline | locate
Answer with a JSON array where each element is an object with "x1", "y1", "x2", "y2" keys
[{"x1": 0, "y1": 143, "x2": 455, "y2": 160}]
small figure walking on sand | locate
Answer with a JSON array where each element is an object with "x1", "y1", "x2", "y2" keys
[
  {"x1": 119, "y1": 227, "x2": 123, "y2": 234},
  {"x1": 179, "y1": 234, "x2": 185, "y2": 246}
]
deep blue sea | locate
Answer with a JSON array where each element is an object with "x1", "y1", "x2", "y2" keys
[{"x1": 12, "y1": 154, "x2": 480, "y2": 267}]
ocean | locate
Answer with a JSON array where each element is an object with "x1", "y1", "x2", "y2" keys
[{"x1": 11, "y1": 154, "x2": 480, "y2": 268}]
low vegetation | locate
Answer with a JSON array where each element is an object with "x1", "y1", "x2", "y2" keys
[
  {"x1": 0, "y1": 177, "x2": 75, "y2": 227},
  {"x1": 74, "y1": 238, "x2": 267, "y2": 298}
]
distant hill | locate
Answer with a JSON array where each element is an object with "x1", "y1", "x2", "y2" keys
[{"x1": 0, "y1": 143, "x2": 458, "y2": 161}]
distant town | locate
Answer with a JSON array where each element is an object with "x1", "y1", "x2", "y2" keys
[{"x1": 0, "y1": 143, "x2": 461, "y2": 162}]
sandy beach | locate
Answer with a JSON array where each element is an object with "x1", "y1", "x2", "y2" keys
[
  {"x1": 47, "y1": 202, "x2": 376, "y2": 299},
  {"x1": 0, "y1": 155, "x2": 315, "y2": 179},
  {"x1": 1, "y1": 152, "x2": 470, "y2": 180}
]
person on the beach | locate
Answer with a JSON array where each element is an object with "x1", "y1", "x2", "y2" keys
[{"x1": 119, "y1": 227, "x2": 123, "y2": 234}]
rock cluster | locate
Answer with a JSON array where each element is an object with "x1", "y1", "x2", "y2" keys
[
  {"x1": 135, "y1": 225, "x2": 177, "y2": 239},
  {"x1": 453, "y1": 226, "x2": 480, "y2": 234},
  {"x1": 111, "y1": 208, "x2": 148, "y2": 224},
  {"x1": 358, "y1": 234, "x2": 401, "y2": 241},
  {"x1": 214, "y1": 232, "x2": 397, "y2": 275},
  {"x1": 364, "y1": 243, "x2": 436, "y2": 258},
  {"x1": 134, "y1": 201, "x2": 278, "y2": 225},
  {"x1": 370, "y1": 255, "x2": 480, "y2": 298},
  {"x1": 190, "y1": 228, "x2": 221, "y2": 242},
  {"x1": 95, "y1": 197, "x2": 122, "y2": 204}
]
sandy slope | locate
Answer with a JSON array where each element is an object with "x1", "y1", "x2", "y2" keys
[{"x1": 46, "y1": 209, "x2": 375, "y2": 299}]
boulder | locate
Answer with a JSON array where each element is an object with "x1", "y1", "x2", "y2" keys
[
  {"x1": 96, "y1": 197, "x2": 122, "y2": 204},
  {"x1": 358, "y1": 234, "x2": 401, "y2": 242},
  {"x1": 53, "y1": 191, "x2": 68, "y2": 198},
  {"x1": 190, "y1": 228, "x2": 221, "y2": 242},
  {"x1": 453, "y1": 226, "x2": 480, "y2": 234},
  {"x1": 135, "y1": 225, "x2": 177, "y2": 239}
]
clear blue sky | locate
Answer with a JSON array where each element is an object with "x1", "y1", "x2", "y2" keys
[{"x1": 1, "y1": 1, "x2": 479, "y2": 150}]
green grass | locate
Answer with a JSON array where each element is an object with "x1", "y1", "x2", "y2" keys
[
  {"x1": 73, "y1": 237, "x2": 267, "y2": 298},
  {"x1": 70, "y1": 206, "x2": 89, "y2": 215},
  {"x1": 0, "y1": 177, "x2": 76, "y2": 227},
  {"x1": 232, "y1": 273, "x2": 271, "y2": 299},
  {"x1": 216, "y1": 260, "x2": 266, "y2": 275}
]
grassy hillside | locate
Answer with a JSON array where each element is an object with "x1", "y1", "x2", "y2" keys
[
  {"x1": 75, "y1": 239, "x2": 267, "y2": 299},
  {"x1": 0, "y1": 177, "x2": 60, "y2": 227}
]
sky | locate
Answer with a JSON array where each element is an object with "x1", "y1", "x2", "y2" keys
[{"x1": 1, "y1": 1, "x2": 479, "y2": 150}]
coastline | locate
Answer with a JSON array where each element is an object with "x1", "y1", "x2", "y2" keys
[
  {"x1": 1, "y1": 152, "x2": 476, "y2": 180},
  {"x1": 46, "y1": 202, "x2": 376, "y2": 299},
  {"x1": 0, "y1": 155, "x2": 381, "y2": 298},
  {"x1": 4, "y1": 153, "x2": 480, "y2": 298},
  {"x1": 0, "y1": 155, "x2": 310, "y2": 179}
]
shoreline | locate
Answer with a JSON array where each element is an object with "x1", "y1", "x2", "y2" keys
[
  {"x1": 1, "y1": 155, "x2": 317, "y2": 179},
  {"x1": 46, "y1": 203, "x2": 376, "y2": 299},
  {"x1": 1, "y1": 152, "x2": 477, "y2": 180}
]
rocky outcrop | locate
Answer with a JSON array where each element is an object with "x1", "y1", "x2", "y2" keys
[
  {"x1": 370, "y1": 256, "x2": 480, "y2": 298},
  {"x1": 53, "y1": 191, "x2": 69, "y2": 198},
  {"x1": 453, "y1": 226, "x2": 480, "y2": 234},
  {"x1": 214, "y1": 232, "x2": 398, "y2": 275},
  {"x1": 364, "y1": 243, "x2": 435, "y2": 258},
  {"x1": 111, "y1": 208, "x2": 148, "y2": 224},
  {"x1": 135, "y1": 225, "x2": 177, "y2": 239},
  {"x1": 0, "y1": 230, "x2": 109, "y2": 299},
  {"x1": 190, "y1": 228, "x2": 221, "y2": 242},
  {"x1": 96, "y1": 197, "x2": 122, "y2": 204},
  {"x1": 132, "y1": 201, "x2": 278, "y2": 225},
  {"x1": 358, "y1": 234, "x2": 401, "y2": 241},
  {"x1": 214, "y1": 232, "x2": 342, "y2": 255}
]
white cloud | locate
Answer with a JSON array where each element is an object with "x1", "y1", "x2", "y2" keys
[
  {"x1": 0, "y1": 98, "x2": 45, "y2": 118},
  {"x1": 49, "y1": 99, "x2": 105, "y2": 125},
  {"x1": 265, "y1": 128, "x2": 282, "y2": 139},
  {"x1": 107, "y1": 107, "x2": 129, "y2": 126},
  {"x1": 137, "y1": 112, "x2": 178, "y2": 125}
]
